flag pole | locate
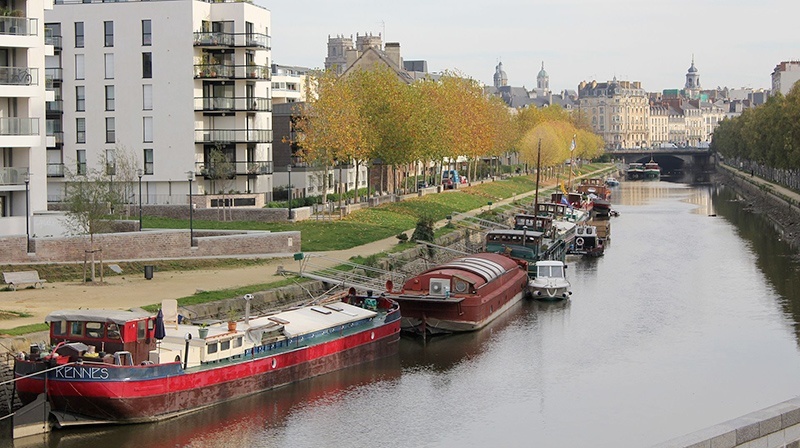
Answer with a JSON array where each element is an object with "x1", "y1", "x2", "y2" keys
[
  {"x1": 567, "y1": 134, "x2": 576, "y2": 190},
  {"x1": 534, "y1": 139, "x2": 541, "y2": 215}
]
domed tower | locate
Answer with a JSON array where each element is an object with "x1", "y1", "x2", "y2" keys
[
  {"x1": 536, "y1": 61, "x2": 549, "y2": 91},
  {"x1": 685, "y1": 56, "x2": 701, "y2": 98},
  {"x1": 493, "y1": 62, "x2": 508, "y2": 88}
]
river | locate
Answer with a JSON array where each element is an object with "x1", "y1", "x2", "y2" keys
[{"x1": 12, "y1": 180, "x2": 800, "y2": 448}]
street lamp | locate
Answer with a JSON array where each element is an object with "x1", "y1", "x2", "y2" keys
[
  {"x1": 137, "y1": 168, "x2": 144, "y2": 231},
  {"x1": 24, "y1": 172, "x2": 30, "y2": 253},
  {"x1": 186, "y1": 170, "x2": 194, "y2": 247},
  {"x1": 287, "y1": 164, "x2": 292, "y2": 220}
]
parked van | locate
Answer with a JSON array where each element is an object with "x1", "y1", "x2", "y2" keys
[{"x1": 442, "y1": 169, "x2": 464, "y2": 189}]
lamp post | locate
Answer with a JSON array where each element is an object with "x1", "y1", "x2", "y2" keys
[
  {"x1": 24, "y1": 172, "x2": 30, "y2": 253},
  {"x1": 287, "y1": 164, "x2": 292, "y2": 220},
  {"x1": 186, "y1": 170, "x2": 194, "y2": 247},
  {"x1": 137, "y1": 168, "x2": 144, "y2": 231}
]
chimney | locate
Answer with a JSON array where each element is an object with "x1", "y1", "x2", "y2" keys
[{"x1": 384, "y1": 42, "x2": 401, "y2": 68}]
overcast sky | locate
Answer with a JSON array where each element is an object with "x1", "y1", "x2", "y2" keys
[{"x1": 260, "y1": 0, "x2": 800, "y2": 93}]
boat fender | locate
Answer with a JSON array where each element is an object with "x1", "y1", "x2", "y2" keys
[{"x1": 576, "y1": 237, "x2": 584, "y2": 246}]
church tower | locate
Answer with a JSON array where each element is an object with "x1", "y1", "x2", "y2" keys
[
  {"x1": 493, "y1": 62, "x2": 508, "y2": 88},
  {"x1": 537, "y1": 61, "x2": 549, "y2": 91},
  {"x1": 325, "y1": 35, "x2": 354, "y2": 76},
  {"x1": 684, "y1": 56, "x2": 701, "y2": 99}
]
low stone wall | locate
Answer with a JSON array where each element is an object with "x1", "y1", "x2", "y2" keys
[
  {"x1": 126, "y1": 204, "x2": 289, "y2": 222},
  {"x1": 653, "y1": 397, "x2": 800, "y2": 447},
  {"x1": 0, "y1": 229, "x2": 300, "y2": 264},
  {"x1": 290, "y1": 206, "x2": 312, "y2": 221}
]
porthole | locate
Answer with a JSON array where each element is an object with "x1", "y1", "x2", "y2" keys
[
  {"x1": 371, "y1": 332, "x2": 375, "y2": 340},
  {"x1": 271, "y1": 358, "x2": 277, "y2": 369},
  {"x1": 454, "y1": 280, "x2": 468, "y2": 293}
]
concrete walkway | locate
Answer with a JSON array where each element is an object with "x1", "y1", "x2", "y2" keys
[
  {"x1": 0, "y1": 169, "x2": 611, "y2": 333},
  {"x1": 719, "y1": 162, "x2": 800, "y2": 213}
]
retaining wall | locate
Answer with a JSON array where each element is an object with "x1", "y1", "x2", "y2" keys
[{"x1": 0, "y1": 229, "x2": 300, "y2": 264}]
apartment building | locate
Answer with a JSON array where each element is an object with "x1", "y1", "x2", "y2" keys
[
  {"x1": 46, "y1": 0, "x2": 272, "y2": 204},
  {"x1": 578, "y1": 78, "x2": 649, "y2": 149},
  {"x1": 771, "y1": 61, "x2": 800, "y2": 96},
  {"x1": 271, "y1": 63, "x2": 309, "y2": 105},
  {"x1": 0, "y1": 0, "x2": 52, "y2": 237}
]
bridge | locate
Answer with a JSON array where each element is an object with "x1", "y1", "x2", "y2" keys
[{"x1": 606, "y1": 146, "x2": 717, "y2": 182}]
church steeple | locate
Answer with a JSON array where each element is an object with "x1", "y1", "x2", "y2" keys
[
  {"x1": 493, "y1": 61, "x2": 508, "y2": 88},
  {"x1": 536, "y1": 61, "x2": 549, "y2": 91},
  {"x1": 685, "y1": 55, "x2": 701, "y2": 98}
]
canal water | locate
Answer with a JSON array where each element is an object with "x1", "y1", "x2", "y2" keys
[{"x1": 14, "y1": 180, "x2": 800, "y2": 448}]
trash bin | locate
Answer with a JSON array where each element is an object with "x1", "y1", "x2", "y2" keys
[{"x1": 144, "y1": 265, "x2": 154, "y2": 280}]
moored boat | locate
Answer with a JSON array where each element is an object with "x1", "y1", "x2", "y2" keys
[
  {"x1": 567, "y1": 224, "x2": 605, "y2": 257},
  {"x1": 13, "y1": 294, "x2": 400, "y2": 427},
  {"x1": 644, "y1": 159, "x2": 661, "y2": 180},
  {"x1": 605, "y1": 177, "x2": 620, "y2": 187},
  {"x1": 383, "y1": 253, "x2": 529, "y2": 336},
  {"x1": 627, "y1": 163, "x2": 645, "y2": 180},
  {"x1": 529, "y1": 260, "x2": 572, "y2": 301}
]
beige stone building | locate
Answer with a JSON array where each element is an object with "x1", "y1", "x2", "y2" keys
[{"x1": 578, "y1": 78, "x2": 649, "y2": 149}]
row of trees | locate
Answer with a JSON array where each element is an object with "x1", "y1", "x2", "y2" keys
[
  {"x1": 711, "y1": 83, "x2": 800, "y2": 170},
  {"x1": 293, "y1": 65, "x2": 605, "y2": 200}
]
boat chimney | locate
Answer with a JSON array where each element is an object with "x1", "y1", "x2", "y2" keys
[{"x1": 244, "y1": 294, "x2": 253, "y2": 323}]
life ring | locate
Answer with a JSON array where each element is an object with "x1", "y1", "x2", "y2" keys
[{"x1": 576, "y1": 237, "x2": 585, "y2": 246}]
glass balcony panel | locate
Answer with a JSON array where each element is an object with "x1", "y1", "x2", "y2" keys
[
  {"x1": 0, "y1": 118, "x2": 39, "y2": 135},
  {"x1": 0, "y1": 66, "x2": 38, "y2": 86},
  {"x1": 0, "y1": 17, "x2": 38, "y2": 36},
  {"x1": 0, "y1": 166, "x2": 28, "y2": 185}
]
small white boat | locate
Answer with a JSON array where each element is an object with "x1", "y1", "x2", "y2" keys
[
  {"x1": 605, "y1": 177, "x2": 620, "y2": 186},
  {"x1": 529, "y1": 260, "x2": 572, "y2": 301}
]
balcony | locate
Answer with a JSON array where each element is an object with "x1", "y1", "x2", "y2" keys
[
  {"x1": 0, "y1": 118, "x2": 39, "y2": 135},
  {"x1": 0, "y1": 16, "x2": 38, "y2": 36},
  {"x1": 193, "y1": 32, "x2": 270, "y2": 49},
  {"x1": 45, "y1": 34, "x2": 62, "y2": 50},
  {"x1": 0, "y1": 166, "x2": 28, "y2": 185},
  {"x1": 46, "y1": 99, "x2": 63, "y2": 114},
  {"x1": 194, "y1": 96, "x2": 272, "y2": 113},
  {"x1": 195, "y1": 129, "x2": 272, "y2": 143},
  {"x1": 45, "y1": 68, "x2": 62, "y2": 87},
  {"x1": 47, "y1": 163, "x2": 65, "y2": 177},
  {"x1": 0, "y1": 66, "x2": 38, "y2": 86},
  {"x1": 194, "y1": 64, "x2": 270, "y2": 80},
  {"x1": 195, "y1": 160, "x2": 273, "y2": 177}
]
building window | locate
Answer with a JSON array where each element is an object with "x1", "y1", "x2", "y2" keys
[
  {"x1": 142, "y1": 19, "x2": 151, "y2": 46},
  {"x1": 143, "y1": 148, "x2": 153, "y2": 174},
  {"x1": 74, "y1": 22, "x2": 83, "y2": 48},
  {"x1": 75, "y1": 86, "x2": 85, "y2": 111},
  {"x1": 106, "y1": 117, "x2": 115, "y2": 143},
  {"x1": 105, "y1": 86, "x2": 115, "y2": 111},
  {"x1": 105, "y1": 149, "x2": 116, "y2": 175},
  {"x1": 104, "y1": 21, "x2": 113, "y2": 47},
  {"x1": 143, "y1": 84, "x2": 152, "y2": 110},
  {"x1": 104, "y1": 53, "x2": 114, "y2": 79},
  {"x1": 143, "y1": 116, "x2": 153, "y2": 143},
  {"x1": 75, "y1": 54, "x2": 85, "y2": 80},
  {"x1": 76, "y1": 149, "x2": 86, "y2": 175},
  {"x1": 76, "y1": 118, "x2": 85, "y2": 143},
  {"x1": 142, "y1": 52, "x2": 152, "y2": 78}
]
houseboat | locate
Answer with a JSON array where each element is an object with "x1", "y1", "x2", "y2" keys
[
  {"x1": 383, "y1": 253, "x2": 529, "y2": 336},
  {"x1": 575, "y1": 177, "x2": 612, "y2": 201},
  {"x1": 567, "y1": 224, "x2": 605, "y2": 257},
  {"x1": 13, "y1": 294, "x2": 400, "y2": 427},
  {"x1": 644, "y1": 159, "x2": 661, "y2": 180},
  {"x1": 627, "y1": 162, "x2": 645, "y2": 180}
]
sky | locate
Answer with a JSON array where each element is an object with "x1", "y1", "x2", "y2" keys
[{"x1": 259, "y1": 0, "x2": 800, "y2": 94}]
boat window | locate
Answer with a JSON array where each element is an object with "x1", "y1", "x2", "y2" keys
[
  {"x1": 86, "y1": 322, "x2": 104, "y2": 339},
  {"x1": 220, "y1": 339, "x2": 231, "y2": 351},
  {"x1": 70, "y1": 321, "x2": 84, "y2": 336},
  {"x1": 207, "y1": 342, "x2": 218, "y2": 354},
  {"x1": 138, "y1": 320, "x2": 146, "y2": 340},
  {"x1": 53, "y1": 320, "x2": 67, "y2": 336},
  {"x1": 106, "y1": 322, "x2": 120, "y2": 340},
  {"x1": 233, "y1": 336, "x2": 243, "y2": 348}
]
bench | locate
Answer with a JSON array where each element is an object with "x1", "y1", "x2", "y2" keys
[{"x1": 3, "y1": 271, "x2": 47, "y2": 291}]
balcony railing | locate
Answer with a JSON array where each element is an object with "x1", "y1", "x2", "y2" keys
[
  {"x1": 0, "y1": 166, "x2": 28, "y2": 185},
  {"x1": 46, "y1": 99, "x2": 63, "y2": 114},
  {"x1": 193, "y1": 31, "x2": 270, "y2": 49},
  {"x1": 0, "y1": 118, "x2": 39, "y2": 135},
  {"x1": 45, "y1": 34, "x2": 62, "y2": 49},
  {"x1": 47, "y1": 131, "x2": 64, "y2": 146},
  {"x1": 0, "y1": 67, "x2": 37, "y2": 86},
  {"x1": 0, "y1": 16, "x2": 38, "y2": 36},
  {"x1": 194, "y1": 64, "x2": 270, "y2": 80},
  {"x1": 194, "y1": 96, "x2": 272, "y2": 112},
  {"x1": 45, "y1": 68, "x2": 62, "y2": 85},
  {"x1": 195, "y1": 129, "x2": 272, "y2": 143},
  {"x1": 195, "y1": 161, "x2": 273, "y2": 177},
  {"x1": 47, "y1": 163, "x2": 65, "y2": 177}
]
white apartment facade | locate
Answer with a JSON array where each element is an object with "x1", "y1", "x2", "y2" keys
[
  {"x1": 771, "y1": 61, "x2": 800, "y2": 96},
  {"x1": 46, "y1": 0, "x2": 272, "y2": 204},
  {"x1": 0, "y1": 0, "x2": 52, "y2": 237},
  {"x1": 271, "y1": 63, "x2": 308, "y2": 105}
]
